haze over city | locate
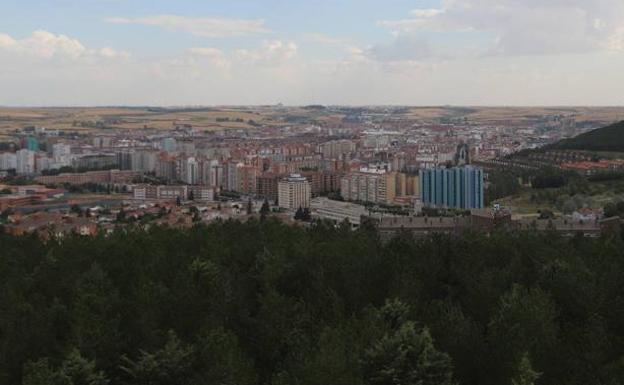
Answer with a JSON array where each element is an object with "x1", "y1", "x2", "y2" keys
[{"x1": 2, "y1": 0, "x2": 624, "y2": 106}]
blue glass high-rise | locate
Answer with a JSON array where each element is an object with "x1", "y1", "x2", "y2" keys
[{"x1": 419, "y1": 166, "x2": 484, "y2": 209}]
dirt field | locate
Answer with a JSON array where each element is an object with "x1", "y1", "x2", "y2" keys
[
  {"x1": 0, "y1": 106, "x2": 623, "y2": 133},
  {"x1": 0, "y1": 107, "x2": 282, "y2": 133}
]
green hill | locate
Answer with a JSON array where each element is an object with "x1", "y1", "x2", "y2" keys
[{"x1": 552, "y1": 120, "x2": 624, "y2": 152}]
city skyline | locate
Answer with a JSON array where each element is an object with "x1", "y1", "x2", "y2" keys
[{"x1": 2, "y1": 0, "x2": 624, "y2": 106}]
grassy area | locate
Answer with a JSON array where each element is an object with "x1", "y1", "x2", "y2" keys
[{"x1": 495, "y1": 178, "x2": 624, "y2": 216}]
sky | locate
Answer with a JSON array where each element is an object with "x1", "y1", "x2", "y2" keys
[{"x1": 1, "y1": 0, "x2": 624, "y2": 106}]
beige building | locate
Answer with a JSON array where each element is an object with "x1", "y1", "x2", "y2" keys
[
  {"x1": 278, "y1": 174, "x2": 311, "y2": 210},
  {"x1": 396, "y1": 173, "x2": 419, "y2": 197},
  {"x1": 318, "y1": 139, "x2": 356, "y2": 160},
  {"x1": 340, "y1": 169, "x2": 397, "y2": 204}
]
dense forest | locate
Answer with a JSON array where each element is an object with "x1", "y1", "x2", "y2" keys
[
  {"x1": 551, "y1": 121, "x2": 624, "y2": 152},
  {"x1": 1, "y1": 219, "x2": 623, "y2": 385}
]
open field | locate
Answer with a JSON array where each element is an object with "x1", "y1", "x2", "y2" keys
[
  {"x1": 0, "y1": 106, "x2": 623, "y2": 133},
  {"x1": 404, "y1": 106, "x2": 624, "y2": 124},
  {"x1": 0, "y1": 107, "x2": 283, "y2": 133}
]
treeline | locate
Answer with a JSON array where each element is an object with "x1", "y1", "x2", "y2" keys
[
  {"x1": 1, "y1": 220, "x2": 623, "y2": 385},
  {"x1": 552, "y1": 120, "x2": 624, "y2": 152},
  {"x1": 41, "y1": 164, "x2": 119, "y2": 176}
]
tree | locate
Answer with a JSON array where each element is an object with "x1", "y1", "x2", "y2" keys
[
  {"x1": 22, "y1": 350, "x2": 109, "y2": 385},
  {"x1": 487, "y1": 285, "x2": 557, "y2": 385},
  {"x1": 363, "y1": 323, "x2": 455, "y2": 385},
  {"x1": 190, "y1": 206, "x2": 201, "y2": 223},
  {"x1": 362, "y1": 300, "x2": 456, "y2": 385},
  {"x1": 193, "y1": 327, "x2": 256, "y2": 385},
  {"x1": 260, "y1": 199, "x2": 271, "y2": 219},
  {"x1": 70, "y1": 204, "x2": 83, "y2": 216},
  {"x1": 116, "y1": 208, "x2": 126, "y2": 222},
  {"x1": 562, "y1": 199, "x2": 576, "y2": 214},
  {"x1": 120, "y1": 331, "x2": 193, "y2": 385},
  {"x1": 512, "y1": 352, "x2": 541, "y2": 385},
  {"x1": 294, "y1": 206, "x2": 304, "y2": 220},
  {"x1": 0, "y1": 207, "x2": 13, "y2": 221},
  {"x1": 188, "y1": 191, "x2": 195, "y2": 201},
  {"x1": 246, "y1": 199, "x2": 253, "y2": 215}
]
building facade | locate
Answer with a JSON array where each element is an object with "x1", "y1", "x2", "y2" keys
[
  {"x1": 419, "y1": 166, "x2": 484, "y2": 209},
  {"x1": 278, "y1": 174, "x2": 311, "y2": 210},
  {"x1": 340, "y1": 169, "x2": 396, "y2": 204}
]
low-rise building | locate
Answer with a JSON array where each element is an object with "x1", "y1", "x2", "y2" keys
[
  {"x1": 310, "y1": 197, "x2": 368, "y2": 228},
  {"x1": 133, "y1": 185, "x2": 214, "y2": 202}
]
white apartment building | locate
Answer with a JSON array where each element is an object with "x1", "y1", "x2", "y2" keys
[
  {"x1": 0, "y1": 152, "x2": 17, "y2": 171},
  {"x1": 52, "y1": 143, "x2": 72, "y2": 167},
  {"x1": 278, "y1": 174, "x2": 311, "y2": 210},
  {"x1": 16, "y1": 149, "x2": 35, "y2": 175},
  {"x1": 183, "y1": 157, "x2": 199, "y2": 185}
]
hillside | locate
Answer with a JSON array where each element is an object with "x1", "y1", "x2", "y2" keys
[{"x1": 552, "y1": 120, "x2": 624, "y2": 152}]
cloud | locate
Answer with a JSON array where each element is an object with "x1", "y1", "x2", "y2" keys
[
  {"x1": 188, "y1": 47, "x2": 230, "y2": 69},
  {"x1": 235, "y1": 40, "x2": 298, "y2": 65},
  {"x1": 0, "y1": 30, "x2": 128, "y2": 61},
  {"x1": 107, "y1": 14, "x2": 269, "y2": 38},
  {"x1": 0, "y1": 33, "x2": 17, "y2": 48},
  {"x1": 1, "y1": 22, "x2": 624, "y2": 107},
  {"x1": 379, "y1": 0, "x2": 624, "y2": 56},
  {"x1": 368, "y1": 35, "x2": 433, "y2": 62},
  {"x1": 410, "y1": 8, "x2": 445, "y2": 18},
  {"x1": 304, "y1": 33, "x2": 350, "y2": 46}
]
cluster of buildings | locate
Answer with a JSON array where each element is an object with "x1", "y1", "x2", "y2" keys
[
  {"x1": 560, "y1": 159, "x2": 624, "y2": 176},
  {"x1": 373, "y1": 209, "x2": 621, "y2": 240},
  {"x1": 0, "y1": 124, "x2": 492, "y2": 213},
  {"x1": 0, "y1": 109, "x2": 617, "y2": 239}
]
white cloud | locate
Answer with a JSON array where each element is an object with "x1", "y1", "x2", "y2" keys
[
  {"x1": 0, "y1": 30, "x2": 128, "y2": 61},
  {"x1": 107, "y1": 14, "x2": 269, "y2": 38},
  {"x1": 17, "y1": 30, "x2": 86, "y2": 59},
  {"x1": 379, "y1": 0, "x2": 624, "y2": 56},
  {"x1": 304, "y1": 33, "x2": 350, "y2": 46},
  {"x1": 188, "y1": 47, "x2": 231, "y2": 69},
  {"x1": 410, "y1": 8, "x2": 445, "y2": 18},
  {"x1": 368, "y1": 35, "x2": 433, "y2": 62},
  {"x1": 0, "y1": 33, "x2": 17, "y2": 48},
  {"x1": 1, "y1": 22, "x2": 624, "y2": 106},
  {"x1": 235, "y1": 40, "x2": 298, "y2": 65},
  {"x1": 605, "y1": 26, "x2": 624, "y2": 51}
]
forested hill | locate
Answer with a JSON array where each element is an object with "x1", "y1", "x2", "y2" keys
[
  {"x1": 1, "y1": 220, "x2": 624, "y2": 385},
  {"x1": 551, "y1": 120, "x2": 624, "y2": 152}
]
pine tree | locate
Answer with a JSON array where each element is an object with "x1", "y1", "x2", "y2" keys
[
  {"x1": 23, "y1": 350, "x2": 109, "y2": 385},
  {"x1": 512, "y1": 352, "x2": 541, "y2": 385},
  {"x1": 260, "y1": 199, "x2": 271, "y2": 219},
  {"x1": 120, "y1": 331, "x2": 193, "y2": 385},
  {"x1": 363, "y1": 300, "x2": 456, "y2": 385}
]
